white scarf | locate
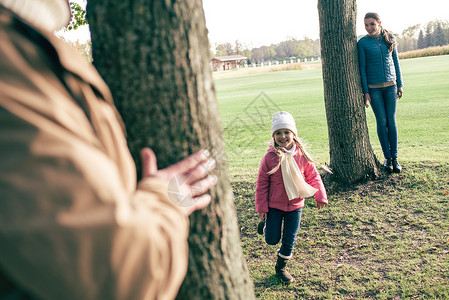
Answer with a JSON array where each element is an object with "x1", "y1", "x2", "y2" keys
[{"x1": 280, "y1": 145, "x2": 318, "y2": 200}]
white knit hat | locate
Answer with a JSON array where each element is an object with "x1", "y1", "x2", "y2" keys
[
  {"x1": 0, "y1": 0, "x2": 71, "y2": 31},
  {"x1": 271, "y1": 111, "x2": 298, "y2": 136}
]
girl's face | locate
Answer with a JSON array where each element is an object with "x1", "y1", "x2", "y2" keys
[
  {"x1": 364, "y1": 18, "x2": 381, "y2": 36},
  {"x1": 274, "y1": 129, "x2": 295, "y2": 150}
]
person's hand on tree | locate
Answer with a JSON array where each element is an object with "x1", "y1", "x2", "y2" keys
[{"x1": 140, "y1": 148, "x2": 217, "y2": 215}]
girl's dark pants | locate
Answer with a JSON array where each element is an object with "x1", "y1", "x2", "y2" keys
[{"x1": 265, "y1": 207, "x2": 302, "y2": 258}]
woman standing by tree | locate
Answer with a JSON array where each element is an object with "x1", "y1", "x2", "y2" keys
[{"x1": 358, "y1": 12, "x2": 404, "y2": 173}]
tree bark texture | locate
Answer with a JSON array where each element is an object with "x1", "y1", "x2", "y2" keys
[
  {"x1": 87, "y1": 1, "x2": 255, "y2": 299},
  {"x1": 317, "y1": 0, "x2": 379, "y2": 183}
]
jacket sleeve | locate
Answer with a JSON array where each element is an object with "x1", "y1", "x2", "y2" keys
[
  {"x1": 392, "y1": 43, "x2": 403, "y2": 88},
  {"x1": 255, "y1": 155, "x2": 270, "y2": 213},
  {"x1": 302, "y1": 159, "x2": 328, "y2": 204},
  {"x1": 357, "y1": 39, "x2": 369, "y2": 94},
  {"x1": 0, "y1": 17, "x2": 188, "y2": 300}
]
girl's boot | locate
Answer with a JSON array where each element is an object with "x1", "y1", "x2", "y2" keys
[{"x1": 275, "y1": 255, "x2": 294, "y2": 283}]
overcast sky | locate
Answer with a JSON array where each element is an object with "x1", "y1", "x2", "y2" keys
[
  {"x1": 64, "y1": 0, "x2": 449, "y2": 48},
  {"x1": 203, "y1": 0, "x2": 449, "y2": 48}
]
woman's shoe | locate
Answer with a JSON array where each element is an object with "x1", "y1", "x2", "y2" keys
[
  {"x1": 392, "y1": 158, "x2": 402, "y2": 173},
  {"x1": 384, "y1": 158, "x2": 393, "y2": 173}
]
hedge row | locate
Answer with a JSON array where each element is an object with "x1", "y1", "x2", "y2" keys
[{"x1": 399, "y1": 45, "x2": 449, "y2": 59}]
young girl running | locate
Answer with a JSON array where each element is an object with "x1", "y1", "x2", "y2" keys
[{"x1": 255, "y1": 111, "x2": 328, "y2": 284}]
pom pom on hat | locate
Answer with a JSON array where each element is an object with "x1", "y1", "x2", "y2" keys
[{"x1": 271, "y1": 111, "x2": 297, "y2": 136}]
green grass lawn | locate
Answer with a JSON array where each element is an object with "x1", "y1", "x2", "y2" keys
[{"x1": 214, "y1": 55, "x2": 449, "y2": 299}]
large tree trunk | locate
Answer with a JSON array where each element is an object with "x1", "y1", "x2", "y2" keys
[
  {"x1": 317, "y1": 0, "x2": 380, "y2": 183},
  {"x1": 87, "y1": 1, "x2": 255, "y2": 299}
]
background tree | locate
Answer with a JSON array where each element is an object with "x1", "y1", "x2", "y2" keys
[
  {"x1": 250, "y1": 45, "x2": 276, "y2": 63},
  {"x1": 86, "y1": 0, "x2": 255, "y2": 299},
  {"x1": 66, "y1": 1, "x2": 87, "y2": 30},
  {"x1": 234, "y1": 40, "x2": 243, "y2": 55},
  {"x1": 250, "y1": 47, "x2": 265, "y2": 62},
  {"x1": 425, "y1": 24, "x2": 434, "y2": 47},
  {"x1": 417, "y1": 30, "x2": 426, "y2": 49},
  {"x1": 398, "y1": 25, "x2": 420, "y2": 52},
  {"x1": 215, "y1": 42, "x2": 234, "y2": 56},
  {"x1": 434, "y1": 24, "x2": 448, "y2": 46},
  {"x1": 443, "y1": 21, "x2": 449, "y2": 43},
  {"x1": 242, "y1": 48, "x2": 253, "y2": 63},
  {"x1": 273, "y1": 43, "x2": 287, "y2": 60},
  {"x1": 262, "y1": 45, "x2": 276, "y2": 61},
  {"x1": 211, "y1": 37, "x2": 322, "y2": 62},
  {"x1": 57, "y1": 2, "x2": 90, "y2": 62},
  {"x1": 317, "y1": 0, "x2": 379, "y2": 183},
  {"x1": 283, "y1": 38, "x2": 298, "y2": 58},
  {"x1": 295, "y1": 37, "x2": 321, "y2": 58}
]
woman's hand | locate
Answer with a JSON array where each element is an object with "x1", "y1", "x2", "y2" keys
[
  {"x1": 316, "y1": 202, "x2": 327, "y2": 210},
  {"x1": 364, "y1": 93, "x2": 371, "y2": 108},
  {"x1": 258, "y1": 212, "x2": 267, "y2": 221},
  {"x1": 397, "y1": 87, "x2": 404, "y2": 99},
  {"x1": 140, "y1": 148, "x2": 217, "y2": 216}
]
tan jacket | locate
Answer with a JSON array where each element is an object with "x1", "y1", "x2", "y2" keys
[{"x1": 0, "y1": 7, "x2": 188, "y2": 300}]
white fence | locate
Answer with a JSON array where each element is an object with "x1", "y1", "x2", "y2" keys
[{"x1": 244, "y1": 57, "x2": 320, "y2": 68}]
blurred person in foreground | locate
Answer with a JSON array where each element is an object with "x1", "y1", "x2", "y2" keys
[{"x1": 0, "y1": 1, "x2": 217, "y2": 299}]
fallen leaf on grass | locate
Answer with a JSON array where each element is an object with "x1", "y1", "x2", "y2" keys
[
  {"x1": 419, "y1": 247, "x2": 439, "y2": 253},
  {"x1": 342, "y1": 241, "x2": 351, "y2": 248},
  {"x1": 444, "y1": 190, "x2": 449, "y2": 195},
  {"x1": 376, "y1": 286, "x2": 384, "y2": 292}
]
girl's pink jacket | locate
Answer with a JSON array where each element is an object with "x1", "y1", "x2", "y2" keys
[{"x1": 255, "y1": 145, "x2": 328, "y2": 213}]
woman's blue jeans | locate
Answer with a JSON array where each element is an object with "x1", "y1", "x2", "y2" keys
[
  {"x1": 369, "y1": 85, "x2": 398, "y2": 159},
  {"x1": 265, "y1": 207, "x2": 302, "y2": 258}
]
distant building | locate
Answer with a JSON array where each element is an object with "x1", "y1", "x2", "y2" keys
[{"x1": 211, "y1": 55, "x2": 247, "y2": 71}]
